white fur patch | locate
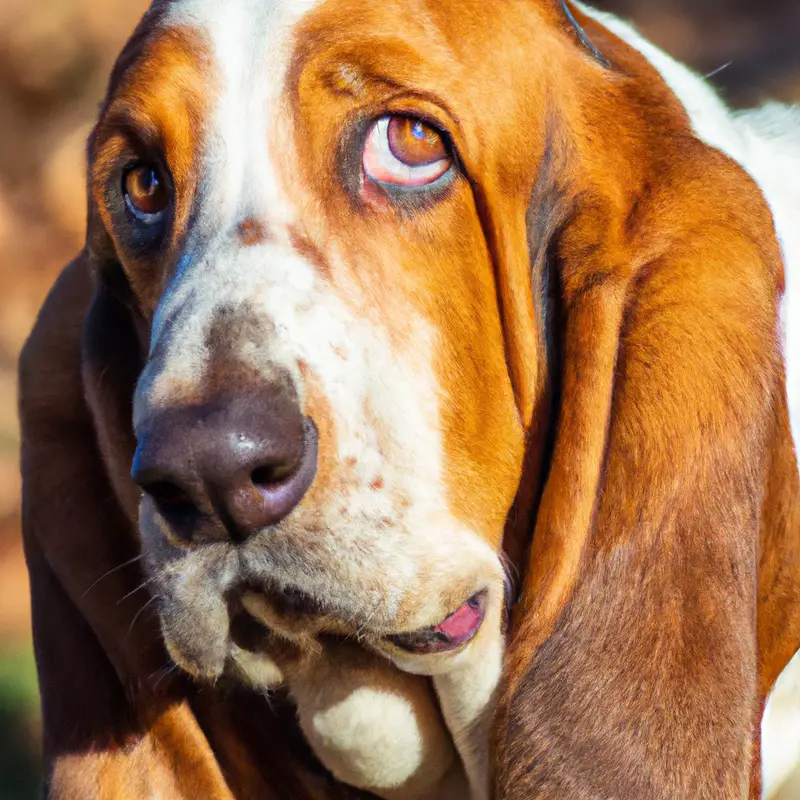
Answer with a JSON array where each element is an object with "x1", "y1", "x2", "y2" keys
[
  {"x1": 735, "y1": 105, "x2": 800, "y2": 464},
  {"x1": 163, "y1": 0, "x2": 319, "y2": 235},
  {"x1": 307, "y1": 685, "x2": 429, "y2": 785},
  {"x1": 136, "y1": 0, "x2": 503, "y2": 653},
  {"x1": 297, "y1": 679, "x2": 460, "y2": 799},
  {"x1": 763, "y1": 650, "x2": 800, "y2": 799}
]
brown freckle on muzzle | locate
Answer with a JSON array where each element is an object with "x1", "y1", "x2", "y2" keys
[
  {"x1": 237, "y1": 217, "x2": 269, "y2": 246},
  {"x1": 291, "y1": 358, "x2": 340, "y2": 513}
]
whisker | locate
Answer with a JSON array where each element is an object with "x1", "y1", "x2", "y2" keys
[
  {"x1": 151, "y1": 663, "x2": 179, "y2": 691},
  {"x1": 80, "y1": 554, "x2": 145, "y2": 600},
  {"x1": 117, "y1": 579, "x2": 154, "y2": 605},
  {"x1": 354, "y1": 597, "x2": 382, "y2": 643},
  {"x1": 499, "y1": 549, "x2": 519, "y2": 584},
  {"x1": 127, "y1": 594, "x2": 160, "y2": 639},
  {"x1": 705, "y1": 61, "x2": 733, "y2": 79}
]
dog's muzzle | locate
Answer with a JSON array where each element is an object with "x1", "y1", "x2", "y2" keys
[{"x1": 132, "y1": 380, "x2": 318, "y2": 544}]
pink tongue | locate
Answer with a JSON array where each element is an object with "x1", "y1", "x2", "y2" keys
[{"x1": 435, "y1": 600, "x2": 482, "y2": 642}]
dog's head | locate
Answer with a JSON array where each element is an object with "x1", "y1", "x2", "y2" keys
[{"x1": 84, "y1": 0, "x2": 611, "y2": 683}]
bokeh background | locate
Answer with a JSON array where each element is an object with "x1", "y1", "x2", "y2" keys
[{"x1": 0, "y1": 1, "x2": 797, "y2": 798}]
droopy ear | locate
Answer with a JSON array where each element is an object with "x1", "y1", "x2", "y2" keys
[
  {"x1": 19, "y1": 254, "x2": 157, "y2": 792},
  {"x1": 21, "y1": 257, "x2": 246, "y2": 799},
  {"x1": 19, "y1": 82, "x2": 168, "y2": 705},
  {"x1": 19, "y1": 253, "x2": 165, "y2": 700},
  {"x1": 82, "y1": 256, "x2": 148, "y2": 525},
  {"x1": 493, "y1": 176, "x2": 784, "y2": 798},
  {"x1": 487, "y1": 7, "x2": 792, "y2": 796},
  {"x1": 485, "y1": 126, "x2": 571, "y2": 571}
]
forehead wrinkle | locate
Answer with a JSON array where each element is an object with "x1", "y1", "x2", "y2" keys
[
  {"x1": 94, "y1": 101, "x2": 163, "y2": 156},
  {"x1": 316, "y1": 55, "x2": 456, "y2": 114},
  {"x1": 288, "y1": 27, "x2": 464, "y2": 134}
]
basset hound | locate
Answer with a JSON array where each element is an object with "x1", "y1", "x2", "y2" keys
[{"x1": 19, "y1": 0, "x2": 800, "y2": 798}]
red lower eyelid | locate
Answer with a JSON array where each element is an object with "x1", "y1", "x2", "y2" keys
[{"x1": 362, "y1": 139, "x2": 398, "y2": 183}]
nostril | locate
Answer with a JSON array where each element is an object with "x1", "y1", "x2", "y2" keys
[
  {"x1": 143, "y1": 481, "x2": 199, "y2": 518},
  {"x1": 134, "y1": 413, "x2": 318, "y2": 543},
  {"x1": 251, "y1": 462, "x2": 296, "y2": 488}
]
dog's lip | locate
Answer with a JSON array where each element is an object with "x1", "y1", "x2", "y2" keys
[
  {"x1": 386, "y1": 589, "x2": 488, "y2": 655},
  {"x1": 235, "y1": 584, "x2": 489, "y2": 653}
]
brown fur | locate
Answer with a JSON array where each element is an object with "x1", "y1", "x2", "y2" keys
[
  {"x1": 492, "y1": 6, "x2": 800, "y2": 798},
  {"x1": 18, "y1": 0, "x2": 800, "y2": 797}
]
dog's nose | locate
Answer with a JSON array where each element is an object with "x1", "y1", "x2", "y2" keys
[{"x1": 132, "y1": 387, "x2": 317, "y2": 543}]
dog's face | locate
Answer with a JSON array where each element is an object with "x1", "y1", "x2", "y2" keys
[{"x1": 88, "y1": 0, "x2": 562, "y2": 682}]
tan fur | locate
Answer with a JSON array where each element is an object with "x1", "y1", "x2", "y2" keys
[{"x1": 18, "y1": 1, "x2": 800, "y2": 798}]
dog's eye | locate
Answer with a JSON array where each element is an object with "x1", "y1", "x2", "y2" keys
[
  {"x1": 362, "y1": 116, "x2": 452, "y2": 187},
  {"x1": 124, "y1": 164, "x2": 171, "y2": 219}
]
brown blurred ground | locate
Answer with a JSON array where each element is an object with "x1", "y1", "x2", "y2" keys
[
  {"x1": 0, "y1": 2, "x2": 149, "y2": 796},
  {"x1": 0, "y1": 1, "x2": 797, "y2": 798}
]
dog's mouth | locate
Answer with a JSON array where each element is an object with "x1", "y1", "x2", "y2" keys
[
  {"x1": 235, "y1": 584, "x2": 489, "y2": 657},
  {"x1": 386, "y1": 590, "x2": 487, "y2": 654}
]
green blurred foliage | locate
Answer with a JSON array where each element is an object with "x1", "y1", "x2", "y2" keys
[{"x1": 0, "y1": 647, "x2": 41, "y2": 800}]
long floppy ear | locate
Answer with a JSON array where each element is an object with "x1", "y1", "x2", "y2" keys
[
  {"x1": 19, "y1": 255, "x2": 182, "y2": 795},
  {"x1": 485, "y1": 6, "x2": 799, "y2": 797},
  {"x1": 20, "y1": 252, "x2": 161, "y2": 687}
]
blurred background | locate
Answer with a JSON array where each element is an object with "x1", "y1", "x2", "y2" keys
[{"x1": 0, "y1": 0, "x2": 797, "y2": 798}]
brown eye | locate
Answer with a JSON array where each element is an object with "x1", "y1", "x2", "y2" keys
[
  {"x1": 387, "y1": 117, "x2": 448, "y2": 166},
  {"x1": 362, "y1": 116, "x2": 452, "y2": 187},
  {"x1": 124, "y1": 164, "x2": 170, "y2": 217}
]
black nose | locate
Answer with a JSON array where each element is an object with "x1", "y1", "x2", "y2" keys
[{"x1": 132, "y1": 386, "x2": 317, "y2": 544}]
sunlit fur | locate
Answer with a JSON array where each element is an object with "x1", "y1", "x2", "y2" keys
[
  {"x1": 16, "y1": 1, "x2": 800, "y2": 798},
  {"x1": 121, "y1": 1, "x2": 518, "y2": 796},
  {"x1": 580, "y1": 4, "x2": 799, "y2": 454}
]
